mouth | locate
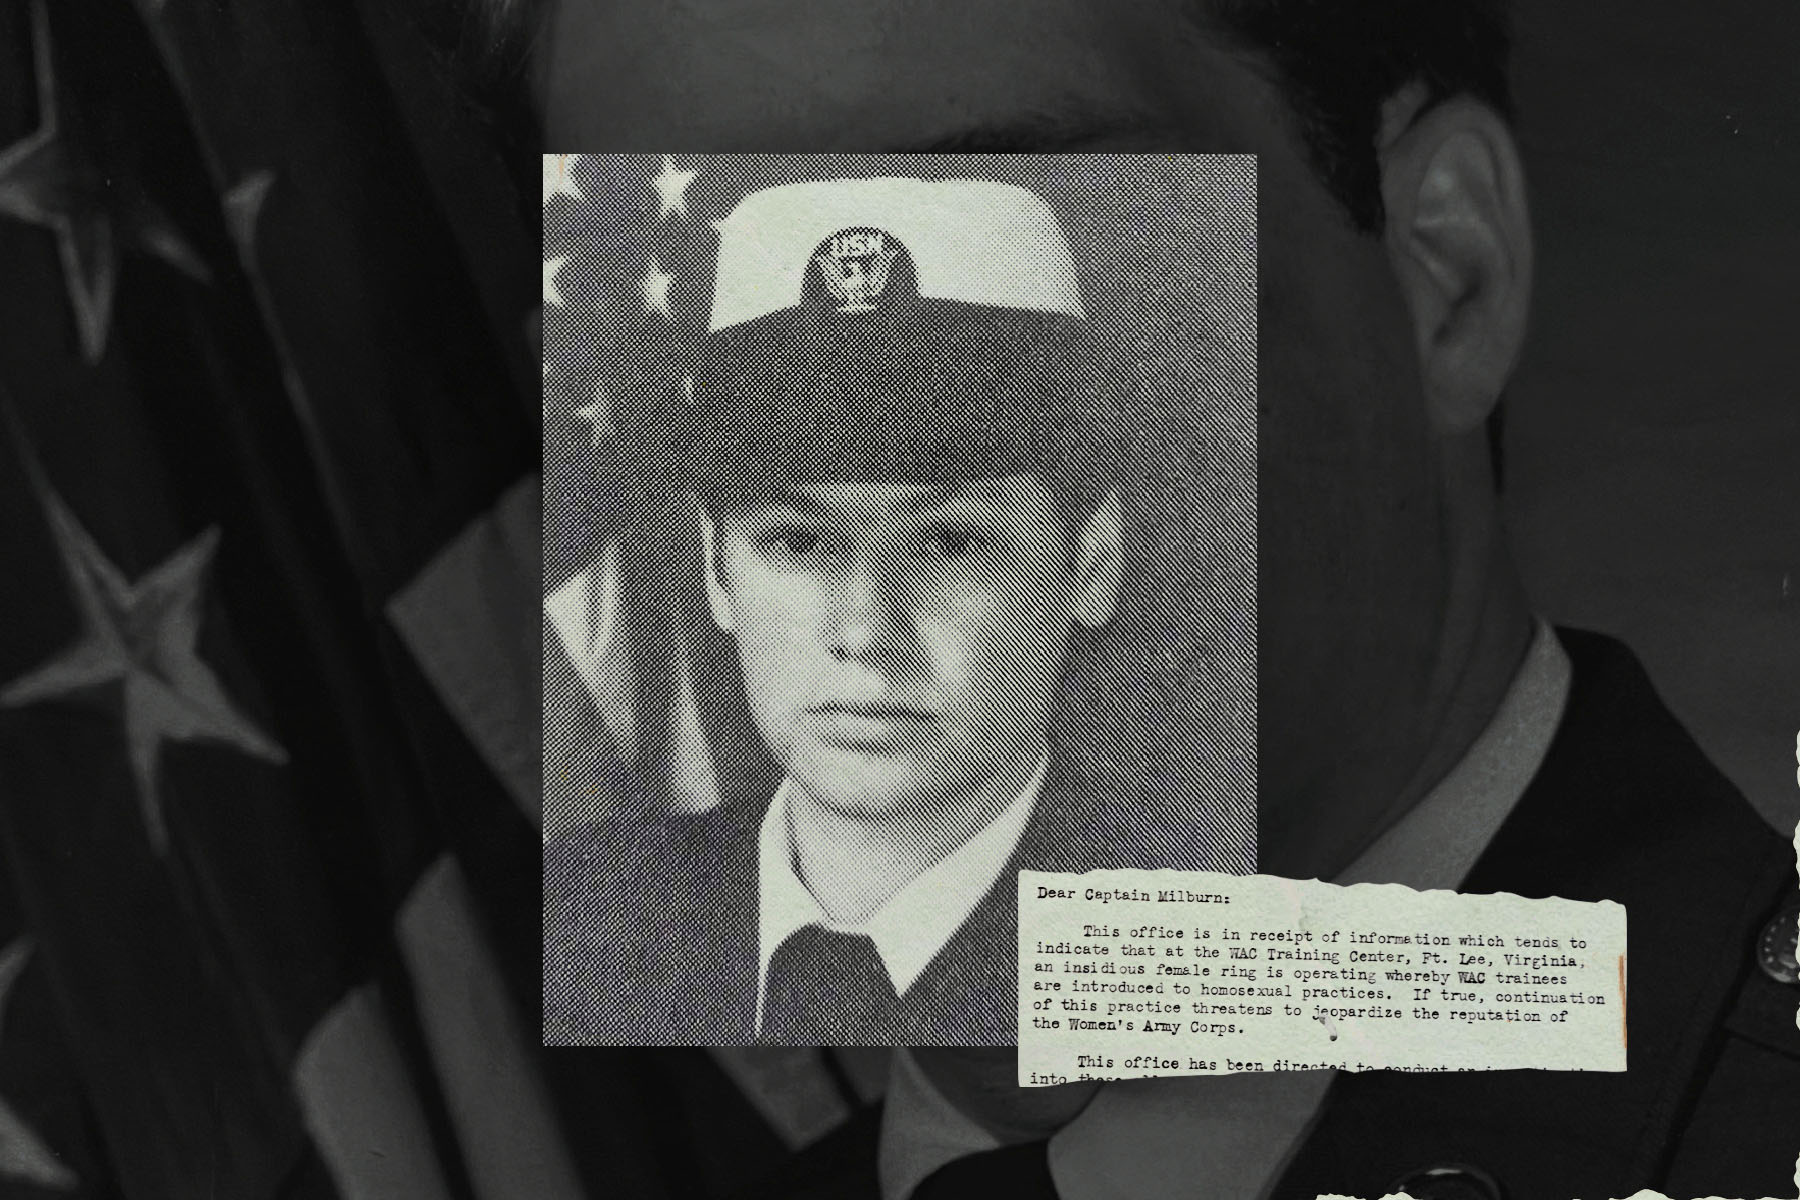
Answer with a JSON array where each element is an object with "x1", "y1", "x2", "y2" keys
[
  {"x1": 804, "y1": 700, "x2": 939, "y2": 749},
  {"x1": 811, "y1": 699, "x2": 937, "y2": 720}
]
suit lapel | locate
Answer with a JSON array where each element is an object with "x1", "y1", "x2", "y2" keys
[{"x1": 1270, "y1": 631, "x2": 1790, "y2": 1198}]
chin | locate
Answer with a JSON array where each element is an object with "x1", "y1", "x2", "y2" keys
[{"x1": 788, "y1": 746, "x2": 946, "y2": 823}]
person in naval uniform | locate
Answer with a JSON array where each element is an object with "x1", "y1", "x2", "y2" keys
[{"x1": 545, "y1": 176, "x2": 1177, "y2": 1048}]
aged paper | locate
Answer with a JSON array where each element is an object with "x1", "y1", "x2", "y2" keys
[
  {"x1": 1318, "y1": 1184, "x2": 1800, "y2": 1200},
  {"x1": 1018, "y1": 869, "x2": 1627, "y2": 1085}
]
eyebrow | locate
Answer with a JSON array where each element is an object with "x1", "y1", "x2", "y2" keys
[
  {"x1": 739, "y1": 486, "x2": 829, "y2": 518},
  {"x1": 738, "y1": 481, "x2": 1005, "y2": 523},
  {"x1": 891, "y1": 100, "x2": 1188, "y2": 154}
]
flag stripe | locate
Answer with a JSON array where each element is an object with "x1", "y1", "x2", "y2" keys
[
  {"x1": 388, "y1": 477, "x2": 543, "y2": 823},
  {"x1": 293, "y1": 984, "x2": 456, "y2": 1200},
  {"x1": 396, "y1": 855, "x2": 585, "y2": 1200}
]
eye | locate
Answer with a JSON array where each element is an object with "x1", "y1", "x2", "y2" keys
[
  {"x1": 753, "y1": 525, "x2": 826, "y2": 564},
  {"x1": 919, "y1": 526, "x2": 989, "y2": 560}
]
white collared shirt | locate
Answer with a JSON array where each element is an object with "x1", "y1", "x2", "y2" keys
[
  {"x1": 880, "y1": 620, "x2": 1574, "y2": 1200},
  {"x1": 755, "y1": 760, "x2": 1048, "y2": 1036}
]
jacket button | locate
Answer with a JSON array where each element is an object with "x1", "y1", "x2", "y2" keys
[
  {"x1": 1387, "y1": 1163, "x2": 1505, "y2": 1200},
  {"x1": 1756, "y1": 895, "x2": 1799, "y2": 985}
]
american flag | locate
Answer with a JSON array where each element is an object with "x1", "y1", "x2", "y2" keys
[
  {"x1": 542, "y1": 152, "x2": 773, "y2": 832},
  {"x1": 0, "y1": 4, "x2": 884, "y2": 1189},
  {"x1": 0, "y1": 0, "x2": 581, "y2": 1194}
]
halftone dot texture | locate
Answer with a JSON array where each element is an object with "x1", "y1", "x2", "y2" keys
[
  {"x1": 543, "y1": 155, "x2": 1256, "y2": 1046},
  {"x1": 760, "y1": 927, "x2": 900, "y2": 1047}
]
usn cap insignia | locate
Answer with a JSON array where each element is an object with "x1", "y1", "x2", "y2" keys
[
  {"x1": 810, "y1": 227, "x2": 906, "y2": 312},
  {"x1": 709, "y1": 179, "x2": 1081, "y2": 331}
]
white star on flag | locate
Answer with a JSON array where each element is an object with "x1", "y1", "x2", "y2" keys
[
  {"x1": 575, "y1": 387, "x2": 611, "y2": 448},
  {"x1": 0, "y1": 0, "x2": 209, "y2": 363},
  {"x1": 543, "y1": 256, "x2": 566, "y2": 307},
  {"x1": 0, "y1": 483, "x2": 288, "y2": 854},
  {"x1": 642, "y1": 261, "x2": 673, "y2": 316},
  {"x1": 653, "y1": 156, "x2": 697, "y2": 219},
  {"x1": 0, "y1": 940, "x2": 77, "y2": 1191},
  {"x1": 542, "y1": 154, "x2": 583, "y2": 205}
]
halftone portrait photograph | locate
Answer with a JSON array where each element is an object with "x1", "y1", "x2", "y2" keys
[{"x1": 541, "y1": 155, "x2": 1257, "y2": 1047}]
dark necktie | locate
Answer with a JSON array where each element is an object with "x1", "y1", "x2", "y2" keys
[{"x1": 760, "y1": 925, "x2": 900, "y2": 1045}]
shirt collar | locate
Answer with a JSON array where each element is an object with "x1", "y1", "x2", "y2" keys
[
  {"x1": 1337, "y1": 618, "x2": 1572, "y2": 891},
  {"x1": 756, "y1": 760, "x2": 1046, "y2": 1032}
]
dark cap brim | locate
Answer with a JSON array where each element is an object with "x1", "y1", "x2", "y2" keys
[{"x1": 682, "y1": 298, "x2": 1116, "y2": 499}]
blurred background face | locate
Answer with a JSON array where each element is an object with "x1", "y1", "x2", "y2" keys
[
  {"x1": 547, "y1": 0, "x2": 1457, "y2": 838},
  {"x1": 706, "y1": 475, "x2": 1084, "y2": 822}
]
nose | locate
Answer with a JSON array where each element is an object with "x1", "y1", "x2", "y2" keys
[{"x1": 826, "y1": 552, "x2": 910, "y2": 665}]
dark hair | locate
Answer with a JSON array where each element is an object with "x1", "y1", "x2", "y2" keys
[
  {"x1": 480, "y1": 0, "x2": 1510, "y2": 234},
  {"x1": 1204, "y1": 2, "x2": 1515, "y2": 233}
]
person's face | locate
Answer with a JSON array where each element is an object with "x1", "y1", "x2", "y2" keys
[
  {"x1": 546, "y1": 0, "x2": 1456, "y2": 841},
  {"x1": 704, "y1": 475, "x2": 1115, "y2": 821}
]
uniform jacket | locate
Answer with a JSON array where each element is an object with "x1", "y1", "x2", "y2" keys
[
  {"x1": 542, "y1": 614, "x2": 1163, "y2": 1047},
  {"x1": 915, "y1": 630, "x2": 1800, "y2": 1200}
]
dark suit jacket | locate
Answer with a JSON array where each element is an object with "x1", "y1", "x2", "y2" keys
[{"x1": 917, "y1": 630, "x2": 1800, "y2": 1200}]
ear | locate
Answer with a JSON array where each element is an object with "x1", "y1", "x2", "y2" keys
[
  {"x1": 1071, "y1": 490, "x2": 1123, "y2": 629},
  {"x1": 698, "y1": 507, "x2": 736, "y2": 633},
  {"x1": 1379, "y1": 93, "x2": 1533, "y2": 435}
]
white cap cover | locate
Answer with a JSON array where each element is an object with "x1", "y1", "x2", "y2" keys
[{"x1": 709, "y1": 177, "x2": 1084, "y2": 332}]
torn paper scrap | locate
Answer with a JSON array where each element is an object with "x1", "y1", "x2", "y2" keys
[
  {"x1": 1318, "y1": 1182, "x2": 1799, "y2": 1200},
  {"x1": 1018, "y1": 870, "x2": 1626, "y2": 1086}
]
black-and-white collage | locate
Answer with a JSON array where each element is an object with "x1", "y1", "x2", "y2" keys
[{"x1": 1, "y1": 2, "x2": 1797, "y2": 1199}]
